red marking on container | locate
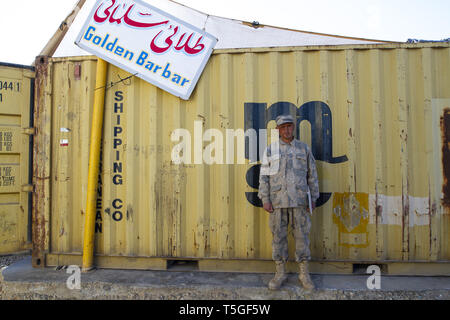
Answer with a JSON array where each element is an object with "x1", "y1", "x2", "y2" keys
[{"x1": 60, "y1": 139, "x2": 69, "y2": 147}]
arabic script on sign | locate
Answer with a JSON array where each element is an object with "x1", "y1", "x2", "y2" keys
[
  {"x1": 76, "y1": 0, "x2": 217, "y2": 100},
  {"x1": 93, "y1": 0, "x2": 206, "y2": 55}
]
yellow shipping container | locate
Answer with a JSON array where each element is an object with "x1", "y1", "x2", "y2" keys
[
  {"x1": 0, "y1": 63, "x2": 34, "y2": 255},
  {"x1": 32, "y1": 43, "x2": 450, "y2": 275}
]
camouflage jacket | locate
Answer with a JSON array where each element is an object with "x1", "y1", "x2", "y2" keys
[{"x1": 258, "y1": 138, "x2": 319, "y2": 208}]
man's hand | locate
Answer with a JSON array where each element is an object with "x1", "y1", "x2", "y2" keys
[{"x1": 263, "y1": 202, "x2": 274, "y2": 213}]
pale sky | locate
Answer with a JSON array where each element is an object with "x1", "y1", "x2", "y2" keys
[{"x1": 0, "y1": 0, "x2": 449, "y2": 65}]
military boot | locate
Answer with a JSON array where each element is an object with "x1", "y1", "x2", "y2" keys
[
  {"x1": 268, "y1": 261, "x2": 288, "y2": 290},
  {"x1": 298, "y1": 261, "x2": 315, "y2": 290}
]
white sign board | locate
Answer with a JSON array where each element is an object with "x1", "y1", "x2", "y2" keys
[{"x1": 75, "y1": 0, "x2": 217, "y2": 100}]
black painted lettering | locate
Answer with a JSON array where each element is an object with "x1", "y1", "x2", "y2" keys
[
  {"x1": 113, "y1": 162, "x2": 122, "y2": 173},
  {"x1": 112, "y1": 199, "x2": 123, "y2": 209},
  {"x1": 111, "y1": 91, "x2": 124, "y2": 221},
  {"x1": 115, "y1": 91, "x2": 123, "y2": 102},
  {"x1": 96, "y1": 198, "x2": 102, "y2": 209},
  {"x1": 114, "y1": 126, "x2": 123, "y2": 137},
  {"x1": 95, "y1": 222, "x2": 102, "y2": 233},
  {"x1": 112, "y1": 211, "x2": 123, "y2": 221},
  {"x1": 113, "y1": 138, "x2": 122, "y2": 149},
  {"x1": 113, "y1": 174, "x2": 123, "y2": 185},
  {"x1": 114, "y1": 102, "x2": 123, "y2": 113}
]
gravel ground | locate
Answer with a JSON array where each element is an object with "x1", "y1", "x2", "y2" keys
[
  {"x1": 0, "y1": 253, "x2": 30, "y2": 299},
  {"x1": 1, "y1": 255, "x2": 448, "y2": 300},
  {"x1": 0, "y1": 253, "x2": 30, "y2": 268}
]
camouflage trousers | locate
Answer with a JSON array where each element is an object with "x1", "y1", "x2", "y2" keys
[{"x1": 269, "y1": 207, "x2": 311, "y2": 263}]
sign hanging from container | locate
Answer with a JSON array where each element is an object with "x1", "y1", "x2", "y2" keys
[{"x1": 75, "y1": 0, "x2": 218, "y2": 100}]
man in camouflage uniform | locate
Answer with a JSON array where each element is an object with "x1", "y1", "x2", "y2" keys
[{"x1": 258, "y1": 114, "x2": 319, "y2": 290}]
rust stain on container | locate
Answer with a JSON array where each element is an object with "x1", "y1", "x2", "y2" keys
[
  {"x1": 74, "y1": 62, "x2": 81, "y2": 80},
  {"x1": 442, "y1": 108, "x2": 450, "y2": 208},
  {"x1": 32, "y1": 56, "x2": 50, "y2": 268},
  {"x1": 241, "y1": 21, "x2": 263, "y2": 29}
]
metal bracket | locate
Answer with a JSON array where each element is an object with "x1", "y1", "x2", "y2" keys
[
  {"x1": 21, "y1": 184, "x2": 34, "y2": 192},
  {"x1": 22, "y1": 127, "x2": 35, "y2": 135}
]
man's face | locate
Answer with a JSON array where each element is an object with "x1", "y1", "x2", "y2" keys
[{"x1": 277, "y1": 122, "x2": 295, "y2": 142}]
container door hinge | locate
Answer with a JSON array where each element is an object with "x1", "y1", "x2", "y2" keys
[
  {"x1": 21, "y1": 184, "x2": 34, "y2": 192},
  {"x1": 22, "y1": 127, "x2": 35, "y2": 135}
]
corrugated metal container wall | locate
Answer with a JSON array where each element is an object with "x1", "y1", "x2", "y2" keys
[
  {"x1": 34, "y1": 43, "x2": 450, "y2": 274},
  {"x1": 0, "y1": 63, "x2": 34, "y2": 255}
]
